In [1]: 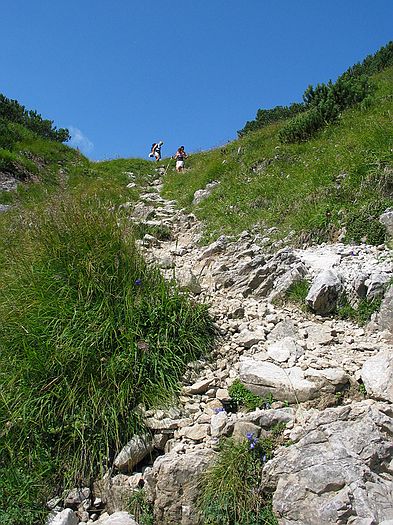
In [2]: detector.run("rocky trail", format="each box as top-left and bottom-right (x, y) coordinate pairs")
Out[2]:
(50, 169), (393, 525)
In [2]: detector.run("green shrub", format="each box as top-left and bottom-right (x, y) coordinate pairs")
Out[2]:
(0, 197), (215, 521)
(228, 380), (273, 411)
(198, 438), (278, 525)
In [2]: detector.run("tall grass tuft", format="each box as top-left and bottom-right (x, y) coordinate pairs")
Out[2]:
(198, 438), (278, 525)
(0, 196), (215, 522)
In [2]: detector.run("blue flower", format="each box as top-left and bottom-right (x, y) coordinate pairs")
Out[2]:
(214, 407), (225, 414)
(134, 278), (142, 286)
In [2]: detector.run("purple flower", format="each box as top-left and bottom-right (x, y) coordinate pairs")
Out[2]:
(214, 407), (225, 414)
(246, 432), (259, 450)
(134, 278), (142, 286)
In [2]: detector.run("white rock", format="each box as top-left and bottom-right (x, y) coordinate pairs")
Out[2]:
(361, 350), (393, 403)
(47, 509), (78, 525)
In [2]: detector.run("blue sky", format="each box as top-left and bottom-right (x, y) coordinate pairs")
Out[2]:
(1, 1), (392, 160)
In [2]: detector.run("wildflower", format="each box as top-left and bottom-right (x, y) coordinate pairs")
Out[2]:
(246, 432), (259, 450)
(214, 407), (226, 414)
(134, 278), (142, 286)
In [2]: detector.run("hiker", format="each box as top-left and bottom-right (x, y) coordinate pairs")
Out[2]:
(149, 141), (163, 161)
(174, 146), (187, 172)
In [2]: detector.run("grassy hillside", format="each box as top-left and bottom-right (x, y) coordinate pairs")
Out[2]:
(163, 65), (393, 246)
(0, 112), (215, 524)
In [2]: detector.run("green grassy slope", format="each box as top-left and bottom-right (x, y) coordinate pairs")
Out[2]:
(163, 66), (393, 245)
(0, 120), (215, 524)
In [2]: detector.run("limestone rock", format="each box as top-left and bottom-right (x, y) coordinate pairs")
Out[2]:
(47, 509), (78, 525)
(180, 423), (210, 441)
(306, 270), (342, 314)
(240, 358), (348, 403)
(144, 449), (216, 525)
(267, 320), (298, 342)
(380, 208), (393, 240)
(371, 285), (393, 340)
(192, 181), (220, 205)
(361, 350), (393, 403)
(176, 269), (202, 294)
(238, 328), (265, 348)
(183, 378), (214, 395)
(266, 337), (302, 363)
(264, 401), (393, 525)
(95, 511), (139, 524)
(113, 435), (153, 472)
(210, 410), (228, 437)
(64, 487), (90, 510)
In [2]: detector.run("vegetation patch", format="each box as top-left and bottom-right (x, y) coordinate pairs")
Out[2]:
(0, 197), (214, 524)
(336, 295), (382, 325)
(198, 433), (284, 525)
(228, 380), (274, 411)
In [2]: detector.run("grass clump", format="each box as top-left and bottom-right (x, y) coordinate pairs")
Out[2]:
(228, 380), (273, 411)
(336, 295), (382, 325)
(283, 278), (310, 308)
(128, 489), (154, 525)
(198, 437), (279, 525)
(0, 196), (215, 523)
(133, 222), (173, 241)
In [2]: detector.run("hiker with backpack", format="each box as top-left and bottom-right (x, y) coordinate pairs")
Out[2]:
(149, 141), (163, 161)
(174, 146), (187, 172)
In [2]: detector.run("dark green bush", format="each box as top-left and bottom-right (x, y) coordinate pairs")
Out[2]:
(0, 94), (70, 143)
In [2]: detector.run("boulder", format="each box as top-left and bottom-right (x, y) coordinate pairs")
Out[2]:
(47, 509), (78, 525)
(144, 448), (216, 525)
(192, 181), (220, 205)
(113, 435), (153, 472)
(176, 269), (202, 294)
(95, 511), (139, 524)
(64, 487), (90, 509)
(371, 285), (393, 340)
(306, 270), (342, 314)
(264, 401), (393, 524)
(240, 358), (348, 403)
(361, 350), (393, 403)
(379, 208), (393, 241)
(210, 410), (228, 437)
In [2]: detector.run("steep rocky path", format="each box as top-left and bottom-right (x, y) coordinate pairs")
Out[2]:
(50, 170), (393, 525)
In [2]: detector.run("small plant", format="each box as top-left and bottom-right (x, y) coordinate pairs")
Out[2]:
(358, 382), (367, 397)
(133, 222), (172, 241)
(284, 278), (310, 307)
(128, 489), (154, 525)
(198, 437), (278, 525)
(337, 294), (382, 325)
(228, 380), (273, 411)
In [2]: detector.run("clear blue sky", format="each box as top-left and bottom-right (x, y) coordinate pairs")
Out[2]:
(1, 1), (392, 160)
